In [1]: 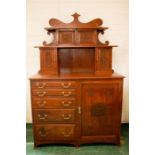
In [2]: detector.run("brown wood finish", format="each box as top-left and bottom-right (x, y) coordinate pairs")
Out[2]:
(58, 48), (95, 74)
(32, 89), (77, 97)
(34, 124), (75, 140)
(30, 13), (124, 147)
(32, 97), (76, 109)
(32, 80), (77, 88)
(33, 109), (75, 123)
(40, 47), (58, 75)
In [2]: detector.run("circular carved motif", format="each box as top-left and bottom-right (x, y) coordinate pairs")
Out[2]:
(91, 103), (106, 116)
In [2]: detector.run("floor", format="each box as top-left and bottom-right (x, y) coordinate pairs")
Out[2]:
(26, 124), (129, 155)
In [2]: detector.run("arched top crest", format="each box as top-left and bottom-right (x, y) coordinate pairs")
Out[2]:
(46, 13), (108, 30)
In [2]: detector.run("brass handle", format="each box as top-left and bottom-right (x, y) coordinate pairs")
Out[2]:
(36, 91), (46, 97)
(37, 101), (46, 106)
(62, 114), (71, 120)
(62, 91), (71, 97)
(61, 101), (72, 107)
(39, 131), (47, 137)
(61, 83), (71, 88)
(62, 132), (72, 137)
(36, 82), (46, 88)
(38, 114), (48, 120)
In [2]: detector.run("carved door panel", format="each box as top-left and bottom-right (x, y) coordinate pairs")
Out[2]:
(40, 48), (58, 75)
(81, 82), (120, 136)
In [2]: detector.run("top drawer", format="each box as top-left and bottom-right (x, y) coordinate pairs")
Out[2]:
(31, 81), (77, 89)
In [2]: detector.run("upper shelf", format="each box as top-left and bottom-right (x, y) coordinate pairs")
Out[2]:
(44, 27), (108, 32)
(35, 45), (118, 48)
(37, 13), (116, 47)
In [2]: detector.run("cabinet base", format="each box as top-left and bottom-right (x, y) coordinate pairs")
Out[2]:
(34, 136), (120, 147)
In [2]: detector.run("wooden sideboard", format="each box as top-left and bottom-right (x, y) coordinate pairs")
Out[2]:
(29, 13), (124, 147)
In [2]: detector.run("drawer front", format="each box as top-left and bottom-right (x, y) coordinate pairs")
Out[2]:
(32, 97), (76, 109)
(35, 124), (75, 140)
(33, 109), (75, 123)
(32, 89), (76, 97)
(32, 81), (77, 89)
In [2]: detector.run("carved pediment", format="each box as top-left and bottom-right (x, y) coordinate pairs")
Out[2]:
(47, 13), (107, 29)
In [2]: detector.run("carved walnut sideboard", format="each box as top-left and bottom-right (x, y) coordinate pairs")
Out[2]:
(29, 13), (124, 147)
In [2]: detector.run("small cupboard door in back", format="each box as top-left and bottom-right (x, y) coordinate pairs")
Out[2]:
(81, 81), (121, 136)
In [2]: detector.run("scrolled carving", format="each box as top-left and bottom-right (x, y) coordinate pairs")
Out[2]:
(105, 40), (110, 45)
(43, 31), (55, 46)
(48, 13), (106, 29)
(97, 30), (110, 46)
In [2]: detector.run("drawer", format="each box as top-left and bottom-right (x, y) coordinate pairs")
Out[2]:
(32, 89), (76, 97)
(32, 97), (76, 109)
(33, 109), (75, 123)
(35, 124), (75, 140)
(32, 81), (77, 89)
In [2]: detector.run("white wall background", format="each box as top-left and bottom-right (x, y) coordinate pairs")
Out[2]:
(26, 0), (128, 123)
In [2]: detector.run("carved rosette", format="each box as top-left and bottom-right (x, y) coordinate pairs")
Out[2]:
(91, 103), (106, 116)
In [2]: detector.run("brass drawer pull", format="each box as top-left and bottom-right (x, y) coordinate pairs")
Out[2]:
(38, 114), (48, 120)
(62, 132), (72, 137)
(39, 128), (47, 137)
(62, 91), (71, 97)
(62, 114), (71, 120)
(39, 131), (47, 137)
(36, 91), (46, 97)
(36, 82), (46, 88)
(61, 82), (71, 88)
(37, 101), (46, 106)
(61, 101), (72, 107)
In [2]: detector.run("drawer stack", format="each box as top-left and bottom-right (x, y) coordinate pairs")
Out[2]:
(31, 80), (78, 144)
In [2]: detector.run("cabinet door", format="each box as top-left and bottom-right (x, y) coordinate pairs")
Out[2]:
(81, 81), (122, 137)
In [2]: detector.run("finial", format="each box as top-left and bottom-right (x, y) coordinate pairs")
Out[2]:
(72, 13), (80, 20)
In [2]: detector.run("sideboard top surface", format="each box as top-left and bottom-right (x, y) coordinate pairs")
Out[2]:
(29, 72), (124, 80)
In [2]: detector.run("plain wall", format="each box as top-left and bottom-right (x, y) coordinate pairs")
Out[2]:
(26, 0), (128, 123)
